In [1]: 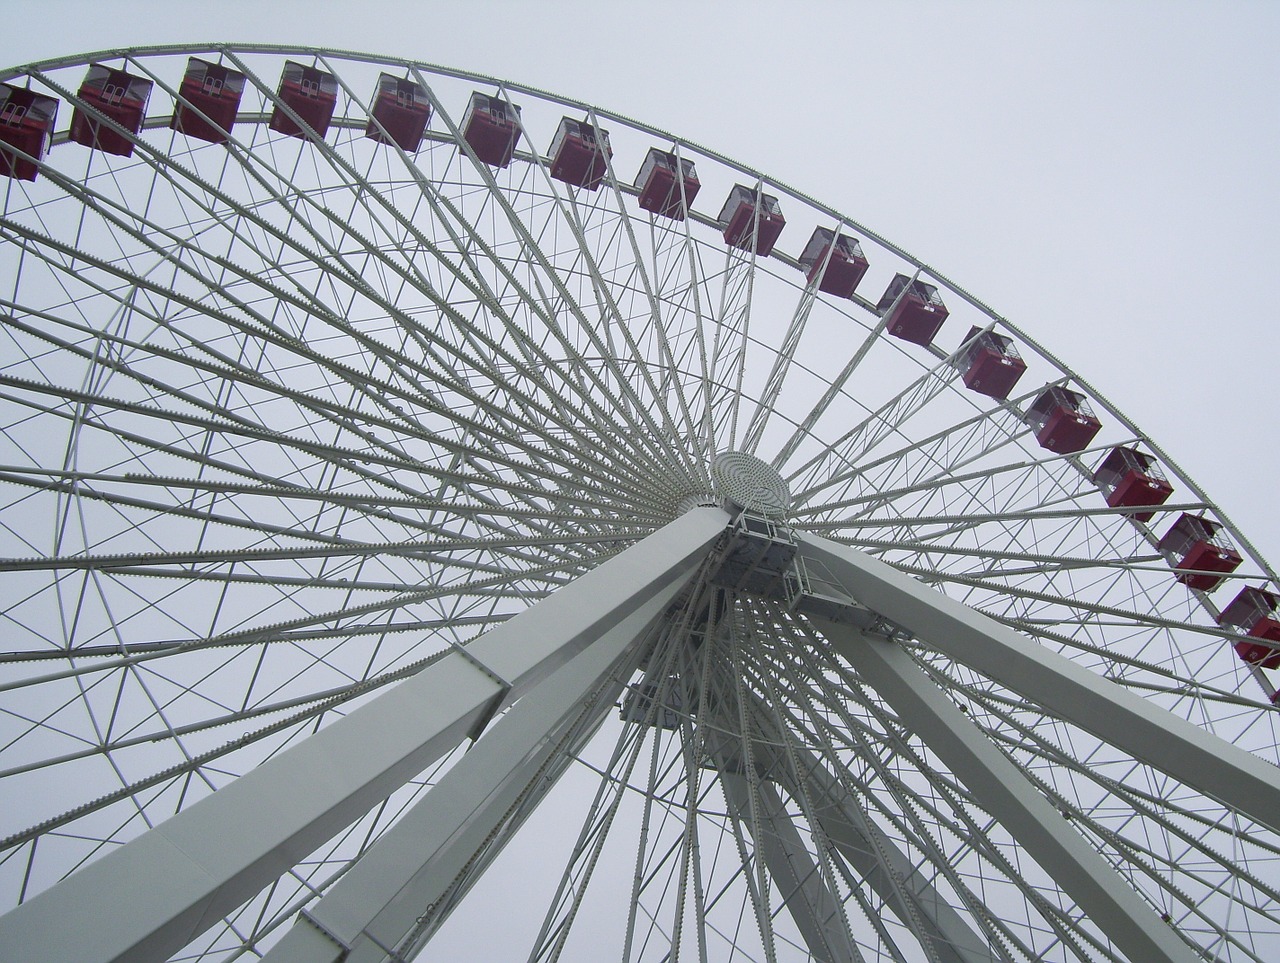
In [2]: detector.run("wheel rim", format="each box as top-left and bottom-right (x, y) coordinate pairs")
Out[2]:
(1, 45), (1277, 961)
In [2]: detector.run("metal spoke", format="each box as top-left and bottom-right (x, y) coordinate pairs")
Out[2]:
(1, 44), (1277, 963)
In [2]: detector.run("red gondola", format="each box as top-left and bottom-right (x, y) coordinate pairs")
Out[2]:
(268, 62), (338, 140)
(719, 185), (784, 256)
(1218, 586), (1280, 669)
(635, 148), (700, 220)
(548, 118), (612, 190)
(1025, 386), (1101, 454)
(798, 228), (869, 298)
(461, 92), (521, 168)
(1093, 447), (1173, 522)
(877, 274), (949, 345)
(1158, 513), (1243, 592)
(365, 74), (430, 152)
(0, 85), (58, 181)
(69, 64), (152, 157)
(171, 58), (245, 145)
(958, 326), (1027, 399)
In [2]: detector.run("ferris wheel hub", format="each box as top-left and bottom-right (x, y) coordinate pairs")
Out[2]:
(1, 46), (1273, 963)
(710, 451), (790, 519)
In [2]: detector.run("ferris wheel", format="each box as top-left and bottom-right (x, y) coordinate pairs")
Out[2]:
(0, 44), (1278, 963)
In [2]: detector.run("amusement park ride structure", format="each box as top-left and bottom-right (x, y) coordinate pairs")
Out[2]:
(0, 45), (1277, 963)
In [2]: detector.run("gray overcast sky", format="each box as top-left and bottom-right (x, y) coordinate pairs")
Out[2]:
(5, 0), (1273, 557)
(2, 2), (1277, 956)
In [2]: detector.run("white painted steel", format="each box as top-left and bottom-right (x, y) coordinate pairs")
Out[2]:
(797, 531), (1280, 836)
(742, 700), (1000, 963)
(0, 508), (726, 962)
(720, 771), (859, 963)
(817, 616), (1200, 963)
(262, 587), (674, 963)
(802, 764), (1003, 963)
(1, 45), (1278, 963)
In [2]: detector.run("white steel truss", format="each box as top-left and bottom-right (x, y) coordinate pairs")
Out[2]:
(1, 45), (1278, 963)
(2, 511), (1278, 961)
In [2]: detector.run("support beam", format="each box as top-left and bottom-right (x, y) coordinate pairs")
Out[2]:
(721, 771), (858, 963)
(0, 508), (729, 963)
(261, 591), (668, 963)
(816, 617), (1199, 963)
(797, 531), (1280, 836)
(713, 698), (999, 963)
(753, 721), (1002, 963)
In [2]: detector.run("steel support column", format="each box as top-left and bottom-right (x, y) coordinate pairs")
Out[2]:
(707, 691), (993, 963)
(745, 708), (1001, 963)
(261, 591), (669, 963)
(0, 507), (729, 963)
(797, 531), (1280, 836)
(815, 616), (1199, 963)
(720, 771), (858, 963)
